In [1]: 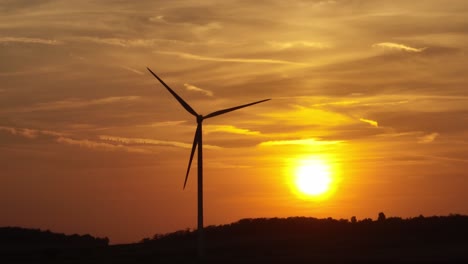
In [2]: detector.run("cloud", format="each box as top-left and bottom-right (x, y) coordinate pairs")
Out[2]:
(0, 126), (153, 153)
(372, 42), (426, 52)
(359, 118), (379, 127)
(0, 37), (62, 45)
(56, 137), (149, 154)
(157, 51), (308, 66)
(0, 126), (38, 138)
(99, 135), (221, 150)
(314, 0), (337, 6)
(120, 66), (145, 75)
(0, 67), (61, 77)
(204, 125), (260, 136)
(376, 131), (422, 138)
(418, 132), (439, 143)
(184, 83), (213, 96)
(312, 100), (360, 107)
(71, 37), (158, 48)
(0, 126), (66, 139)
(311, 99), (409, 108)
(147, 121), (186, 127)
(258, 138), (342, 147)
(267, 41), (330, 50)
(192, 22), (222, 34)
(207, 162), (251, 169)
(21, 96), (141, 112)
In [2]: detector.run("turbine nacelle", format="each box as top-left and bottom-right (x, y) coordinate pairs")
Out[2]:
(197, 115), (204, 123)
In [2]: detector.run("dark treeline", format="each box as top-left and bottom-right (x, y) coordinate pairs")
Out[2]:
(2, 214), (468, 263)
(138, 213), (468, 263)
(0, 227), (109, 249)
(144, 213), (468, 246)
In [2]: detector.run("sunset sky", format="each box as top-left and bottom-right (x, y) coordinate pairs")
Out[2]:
(1, 0), (468, 244)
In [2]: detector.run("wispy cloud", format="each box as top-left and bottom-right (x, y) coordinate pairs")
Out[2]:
(0, 67), (61, 77)
(204, 125), (260, 136)
(147, 121), (186, 127)
(21, 96), (141, 112)
(72, 37), (159, 48)
(99, 135), (221, 150)
(184, 83), (213, 96)
(157, 51), (308, 66)
(312, 100), (360, 107)
(267, 41), (330, 50)
(359, 118), (379, 127)
(418, 132), (439, 143)
(192, 22), (223, 34)
(0, 126), (38, 138)
(120, 66), (145, 75)
(259, 138), (342, 147)
(0, 37), (62, 45)
(208, 162), (251, 169)
(311, 99), (409, 108)
(57, 137), (149, 153)
(0, 126), (152, 153)
(315, 0), (337, 6)
(0, 126), (65, 138)
(372, 42), (426, 52)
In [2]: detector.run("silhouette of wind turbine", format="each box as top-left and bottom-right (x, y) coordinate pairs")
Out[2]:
(147, 67), (270, 256)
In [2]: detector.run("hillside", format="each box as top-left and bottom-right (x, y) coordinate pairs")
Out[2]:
(1, 214), (468, 263)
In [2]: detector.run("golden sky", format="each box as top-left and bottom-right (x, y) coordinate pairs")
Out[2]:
(1, 0), (468, 244)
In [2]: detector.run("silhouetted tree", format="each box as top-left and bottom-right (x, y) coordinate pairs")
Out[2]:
(351, 216), (357, 224)
(378, 212), (386, 222)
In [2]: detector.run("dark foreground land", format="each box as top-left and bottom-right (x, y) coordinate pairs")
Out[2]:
(2, 214), (468, 263)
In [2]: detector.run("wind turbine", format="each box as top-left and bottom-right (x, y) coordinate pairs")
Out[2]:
(147, 67), (269, 256)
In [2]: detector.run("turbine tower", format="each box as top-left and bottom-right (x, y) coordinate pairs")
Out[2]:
(147, 67), (270, 257)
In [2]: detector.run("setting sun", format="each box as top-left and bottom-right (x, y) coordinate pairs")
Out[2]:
(296, 161), (331, 196)
(290, 157), (335, 200)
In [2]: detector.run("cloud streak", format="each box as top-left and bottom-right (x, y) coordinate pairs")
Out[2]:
(157, 51), (308, 66)
(56, 137), (149, 154)
(372, 42), (426, 52)
(267, 41), (330, 50)
(0, 37), (62, 45)
(0, 126), (65, 138)
(0, 126), (151, 153)
(259, 138), (342, 147)
(359, 118), (379, 127)
(146, 121), (186, 127)
(120, 66), (145, 75)
(71, 37), (160, 48)
(99, 135), (221, 150)
(418, 132), (439, 143)
(204, 125), (260, 136)
(184, 83), (213, 96)
(17, 96), (141, 112)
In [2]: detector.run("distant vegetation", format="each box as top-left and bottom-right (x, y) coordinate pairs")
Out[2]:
(2, 214), (468, 263)
(139, 213), (468, 263)
(143, 213), (468, 246)
(0, 227), (109, 249)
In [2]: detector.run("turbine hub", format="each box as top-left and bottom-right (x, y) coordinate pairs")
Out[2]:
(197, 115), (203, 123)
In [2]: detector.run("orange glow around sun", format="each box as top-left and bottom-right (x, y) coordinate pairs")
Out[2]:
(288, 156), (338, 201)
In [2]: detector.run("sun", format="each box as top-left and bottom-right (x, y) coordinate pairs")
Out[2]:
(296, 162), (331, 195)
(290, 157), (335, 200)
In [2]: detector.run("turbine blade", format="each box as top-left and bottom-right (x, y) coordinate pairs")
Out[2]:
(147, 67), (198, 117)
(204, 99), (271, 119)
(183, 123), (201, 189)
